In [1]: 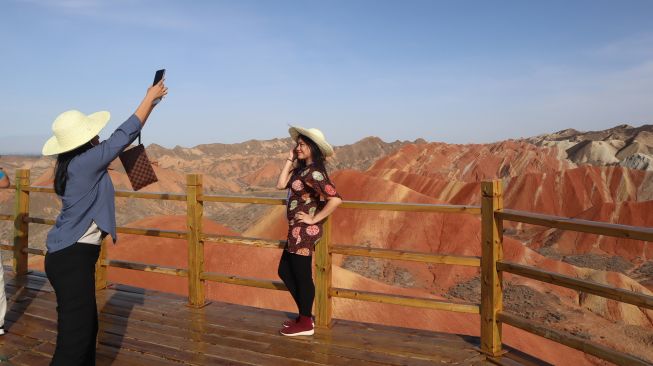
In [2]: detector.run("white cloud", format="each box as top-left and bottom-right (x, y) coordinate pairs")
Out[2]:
(593, 32), (653, 60)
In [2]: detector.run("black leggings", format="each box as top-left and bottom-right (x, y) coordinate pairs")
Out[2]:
(45, 242), (101, 366)
(278, 250), (314, 317)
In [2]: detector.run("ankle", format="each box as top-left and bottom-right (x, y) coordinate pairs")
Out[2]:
(298, 315), (313, 325)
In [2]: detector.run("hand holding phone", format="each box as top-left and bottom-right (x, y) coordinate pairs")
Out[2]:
(152, 69), (166, 105)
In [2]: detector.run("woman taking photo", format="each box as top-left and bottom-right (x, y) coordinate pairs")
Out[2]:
(276, 126), (342, 336)
(41, 79), (167, 365)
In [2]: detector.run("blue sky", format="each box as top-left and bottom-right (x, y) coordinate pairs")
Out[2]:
(1, 0), (652, 154)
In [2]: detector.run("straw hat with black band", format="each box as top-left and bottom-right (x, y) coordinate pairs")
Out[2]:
(42, 110), (110, 156)
(288, 126), (334, 157)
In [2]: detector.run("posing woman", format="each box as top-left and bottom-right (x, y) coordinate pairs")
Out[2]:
(41, 79), (167, 365)
(276, 126), (342, 336)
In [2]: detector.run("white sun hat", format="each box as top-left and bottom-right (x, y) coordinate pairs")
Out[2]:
(288, 126), (334, 157)
(42, 110), (110, 156)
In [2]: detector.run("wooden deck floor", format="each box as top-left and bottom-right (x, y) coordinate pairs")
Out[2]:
(0, 272), (548, 366)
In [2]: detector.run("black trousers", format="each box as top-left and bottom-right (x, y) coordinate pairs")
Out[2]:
(278, 250), (314, 317)
(45, 242), (101, 366)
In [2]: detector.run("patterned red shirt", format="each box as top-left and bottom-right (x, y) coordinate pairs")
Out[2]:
(285, 165), (341, 256)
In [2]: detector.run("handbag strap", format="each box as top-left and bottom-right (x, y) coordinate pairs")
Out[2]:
(138, 133), (141, 145)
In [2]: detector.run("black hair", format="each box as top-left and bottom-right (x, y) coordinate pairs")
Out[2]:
(54, 142), (94, 196)
(295, 134), (330, 179)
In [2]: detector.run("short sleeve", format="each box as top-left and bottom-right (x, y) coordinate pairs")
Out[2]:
(305, 167), (341, 200)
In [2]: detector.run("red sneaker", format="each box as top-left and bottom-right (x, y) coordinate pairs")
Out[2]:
(282, 317), (298, 328)
(282, 316), (314, 328)
(280, 315), (314, 336)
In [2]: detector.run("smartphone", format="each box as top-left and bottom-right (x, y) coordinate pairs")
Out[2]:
(153, 69), (165, 86)
(152, 69), (165, 105)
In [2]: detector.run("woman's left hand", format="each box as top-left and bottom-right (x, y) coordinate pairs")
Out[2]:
(295, 211), (316, 225)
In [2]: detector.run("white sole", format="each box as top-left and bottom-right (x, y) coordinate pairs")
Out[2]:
(281, 329), (314, 336)
(282, 321), (314, 328)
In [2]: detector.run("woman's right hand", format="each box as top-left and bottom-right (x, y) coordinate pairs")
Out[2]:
(287, 149), (297, 162)
(135, 79), (169, 125)
(145, 79), (168, 105)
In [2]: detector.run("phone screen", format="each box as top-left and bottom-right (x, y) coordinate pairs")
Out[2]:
(153, 69), (165, 86)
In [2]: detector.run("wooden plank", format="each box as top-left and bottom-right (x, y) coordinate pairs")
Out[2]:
(330, 288), (479, 314)
(331, 245), (481, 267)
(340, 201), (481, 215)
(117, 226), (187, 239)
(13, 169), (30, 275)
(497, 261), (653, 310)
(96, 343), (191, 366)
(21, 186), (53, 193)
(497, 209), (653, 242)
(498, 312), (651, 366)
(315, 217), (333, 328)
(201, 194), (287, 205)
(0, 214), (14, 221)
(24, 217), (188, 239)
(480, 180), (504, 356)
(24, 217), (54, 225)
(114, 190), (187, 201)
(186, 174), (206, 307)
(104, 259), (188, 277)
(23, 247), (45, 255)
(202, 234), (286, 249)
(200, 194), (481, 215)
(201, 272), (287, 291)
(26, 186), (187, 202)
(9, 350), (51, 366)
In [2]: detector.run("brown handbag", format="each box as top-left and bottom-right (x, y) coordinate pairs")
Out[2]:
(119, 134), (158, 191)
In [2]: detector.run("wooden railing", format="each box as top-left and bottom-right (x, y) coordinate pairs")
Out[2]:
(483, 181), (653, 366)
(1, 169), (652, 365)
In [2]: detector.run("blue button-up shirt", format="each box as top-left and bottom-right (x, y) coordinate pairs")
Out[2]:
(46, 114), (142, 253)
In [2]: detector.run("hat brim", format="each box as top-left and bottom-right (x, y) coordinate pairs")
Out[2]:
(288, 126), (334, 157)
(42, 111), (110, 156)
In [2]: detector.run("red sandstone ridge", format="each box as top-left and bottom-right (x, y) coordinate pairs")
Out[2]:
(368, 140), (574, 182)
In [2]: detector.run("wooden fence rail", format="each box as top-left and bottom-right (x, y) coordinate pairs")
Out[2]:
(1, 169), (652, 365)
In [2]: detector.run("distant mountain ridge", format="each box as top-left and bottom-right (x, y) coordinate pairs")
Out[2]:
(145, 136), (419, 189)
(526, 124), (653, 170)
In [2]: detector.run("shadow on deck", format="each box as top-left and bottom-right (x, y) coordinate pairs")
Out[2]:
(0, 272), (549, 366)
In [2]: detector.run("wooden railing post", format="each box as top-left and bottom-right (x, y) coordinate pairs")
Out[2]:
(315, 216), (333, 328)
(95, 237), (109, 290)
(480, 180), (504, 356)
(13, 169), (30, 275)
(187, 174), (207, 307)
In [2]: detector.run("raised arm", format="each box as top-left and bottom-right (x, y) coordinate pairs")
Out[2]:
(276, 149), (297, 190)
(134, 79), (168, 127)
(73, 80), (168, 173)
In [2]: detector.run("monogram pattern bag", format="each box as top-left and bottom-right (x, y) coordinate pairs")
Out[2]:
(119, 134), (158, 191)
